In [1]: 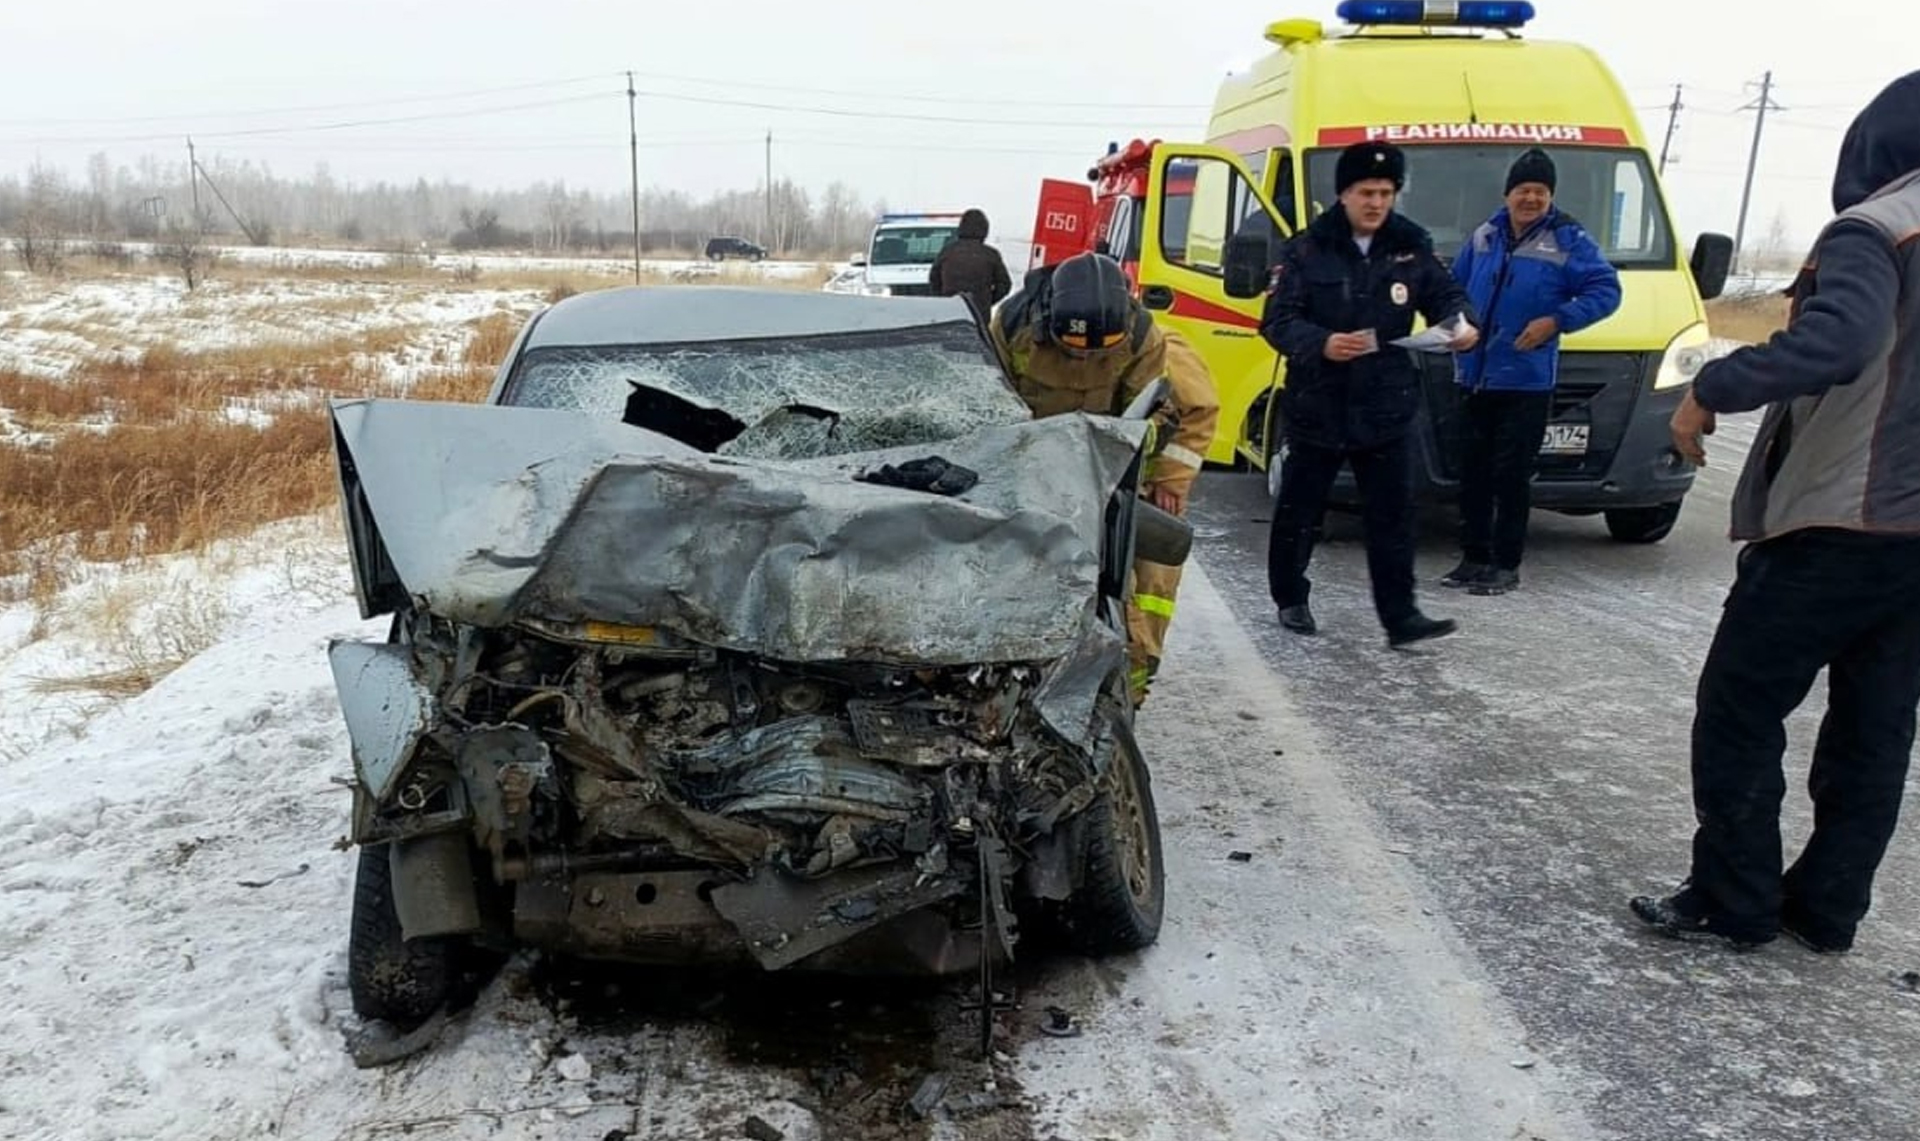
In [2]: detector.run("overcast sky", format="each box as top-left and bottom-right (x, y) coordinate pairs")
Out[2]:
(2, 1), (1914, 257)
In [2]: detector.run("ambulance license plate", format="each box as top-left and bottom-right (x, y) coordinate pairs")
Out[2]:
(1540, 424), (1590, 456)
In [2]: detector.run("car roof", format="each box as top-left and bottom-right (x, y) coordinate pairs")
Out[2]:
(523, 286), (979, 349)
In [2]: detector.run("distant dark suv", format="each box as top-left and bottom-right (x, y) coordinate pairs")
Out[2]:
(705, 236), (767, 262)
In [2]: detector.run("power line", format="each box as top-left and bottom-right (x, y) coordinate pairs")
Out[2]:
(622, 68), (1211, 111)
(0, 74), (618, 127)
(625, 86), (1195, 130)
(777, 135), (1110, 157)
(0, 92), (619, 146)
(5, 85), (1192, 149)
(206, 139), (742, 154)
(1676, 164), (1833, 183)
(1766, 114), (1850, 132)
(0, 67), (1206, 135)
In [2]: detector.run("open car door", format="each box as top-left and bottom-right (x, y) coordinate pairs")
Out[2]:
(1136, 145), (1291, 468)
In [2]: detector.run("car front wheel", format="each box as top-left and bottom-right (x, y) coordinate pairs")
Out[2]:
(1605, 502), (1682, 543)
(1062, 698), (1165, 954)
(348, 844), (457, 1029)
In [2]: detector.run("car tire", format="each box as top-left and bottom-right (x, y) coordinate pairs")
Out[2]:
(1605, 502), (1682, 544)
(749, 251), (764, 263)
(348, 843), (457, 1029)
(1062, 698), (1165, 954)
(708, 251), (724, 262)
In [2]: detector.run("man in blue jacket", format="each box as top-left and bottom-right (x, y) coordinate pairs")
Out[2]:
(1443, 149), (1623, 595)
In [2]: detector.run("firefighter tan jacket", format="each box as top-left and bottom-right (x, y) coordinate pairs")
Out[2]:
(990, 312), (1220, 497)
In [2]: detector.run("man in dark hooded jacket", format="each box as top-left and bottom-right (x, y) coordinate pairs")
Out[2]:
(1631, 71), (1920, 954)
(929, 208), (1012, 321)
(1261, 140), (1479, 647)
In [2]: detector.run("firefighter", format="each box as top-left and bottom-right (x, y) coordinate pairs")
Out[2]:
(990, 251), (1220, 706)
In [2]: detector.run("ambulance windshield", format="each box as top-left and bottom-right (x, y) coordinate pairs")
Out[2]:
(1304, 145), (1674, 268)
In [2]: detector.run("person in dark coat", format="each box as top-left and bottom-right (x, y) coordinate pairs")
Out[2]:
(1444, 148), (1622, 596)
(1631, 71), (1920, 954)
(929, 208), (1012, 320)
(1261, 140), (1479, 647)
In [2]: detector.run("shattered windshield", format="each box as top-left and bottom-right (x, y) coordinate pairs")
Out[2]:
(501, 322), (1031, 460)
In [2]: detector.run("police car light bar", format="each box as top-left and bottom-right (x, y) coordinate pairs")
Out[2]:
(1335, 1), (1535, 27)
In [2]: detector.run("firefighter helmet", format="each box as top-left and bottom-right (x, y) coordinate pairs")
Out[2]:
(1043, 252), (1133, 353)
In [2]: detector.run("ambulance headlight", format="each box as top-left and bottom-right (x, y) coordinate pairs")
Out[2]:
(1653, 322), (1714, 390)
(1336, 1), (1535, 27)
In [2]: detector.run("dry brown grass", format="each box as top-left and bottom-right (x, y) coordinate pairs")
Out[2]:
(0, 307), (530, 602)
(0, 412), (337, 565)
(0, 261), (827, 628)
(29, 566), (241, 695)
(31, 666), (162, 698)
(1706, 294), (1789, 344)
(0, 339), (386, 434)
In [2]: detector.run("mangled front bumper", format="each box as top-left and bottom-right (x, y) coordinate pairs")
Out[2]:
(327, 397), (1147, 972)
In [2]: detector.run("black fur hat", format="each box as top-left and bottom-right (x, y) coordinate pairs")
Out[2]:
(1334, 141), (1406, 194)
(1505, 147), (1557, 194)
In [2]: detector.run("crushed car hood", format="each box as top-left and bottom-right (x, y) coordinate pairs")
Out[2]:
(330, 398), (1147, 667)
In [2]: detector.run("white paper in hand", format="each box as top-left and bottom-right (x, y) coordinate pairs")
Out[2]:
(1391, 314), (1468, 353)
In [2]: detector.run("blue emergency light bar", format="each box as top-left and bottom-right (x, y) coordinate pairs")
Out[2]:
(1336, 1), (1534, 26)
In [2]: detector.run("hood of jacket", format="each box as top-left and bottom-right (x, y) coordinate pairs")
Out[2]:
(957, 208), (990, 240)
(1833, 71), (1920, 211)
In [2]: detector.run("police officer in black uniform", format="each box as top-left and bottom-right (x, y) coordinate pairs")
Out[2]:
(1261, 140), (1479, 647)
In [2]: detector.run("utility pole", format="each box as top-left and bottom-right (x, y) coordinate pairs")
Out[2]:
(626, 71), (641, 284)
(1733, 70), (1783, 274)
(190, 151), (266, 246)
(763, 129), (773, 252)
(186, 137), (201, 228)
(1657, 83), (1683, 176)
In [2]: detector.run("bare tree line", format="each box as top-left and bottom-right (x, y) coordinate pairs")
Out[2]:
(0, 152), (887, 263)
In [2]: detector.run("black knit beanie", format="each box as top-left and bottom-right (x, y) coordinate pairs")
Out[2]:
(1334, 141), (1407, 194)
(1505, 147), (1557, 194)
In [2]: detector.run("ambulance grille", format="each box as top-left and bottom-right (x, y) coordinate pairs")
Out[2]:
(1418, 351), (1652, 482)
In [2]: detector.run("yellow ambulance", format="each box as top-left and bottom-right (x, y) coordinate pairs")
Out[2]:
(1031, 1), (1732, 542)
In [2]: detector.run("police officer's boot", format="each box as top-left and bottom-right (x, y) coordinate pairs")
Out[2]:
(1386, 611), (1456, 648)
(1278, 603), (1318, 636)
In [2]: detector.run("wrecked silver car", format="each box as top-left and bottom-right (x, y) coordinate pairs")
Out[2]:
(328, 288), (1183, 1032)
